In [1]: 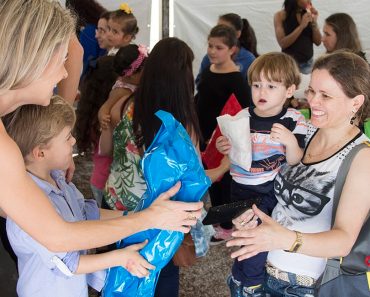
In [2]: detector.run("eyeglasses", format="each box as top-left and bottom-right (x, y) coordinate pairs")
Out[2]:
(95, 28), (106, 35)
(274, 173), (330, 216)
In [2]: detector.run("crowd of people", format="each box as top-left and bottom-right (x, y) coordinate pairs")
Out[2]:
(0, 0), (369, 297)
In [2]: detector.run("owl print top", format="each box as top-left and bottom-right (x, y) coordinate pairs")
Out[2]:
(268, 123), (369, 279)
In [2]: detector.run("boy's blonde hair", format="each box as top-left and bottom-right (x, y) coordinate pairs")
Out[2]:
(248, 52), (301, 88)
(0, 0), (76, 93)
(6, 96), (76, 159)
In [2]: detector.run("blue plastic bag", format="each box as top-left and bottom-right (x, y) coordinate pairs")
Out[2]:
(103, 110), (211, 296)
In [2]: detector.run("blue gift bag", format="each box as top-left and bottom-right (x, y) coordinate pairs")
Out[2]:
(103, 110), (211, 296)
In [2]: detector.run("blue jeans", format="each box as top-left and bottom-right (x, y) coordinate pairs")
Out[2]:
(298, 58), (313, 75)
(154, 260), (179, 297)
(264, 273), (315, 297)
(231, 180), (276, 287)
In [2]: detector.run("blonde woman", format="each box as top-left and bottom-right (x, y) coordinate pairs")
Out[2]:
(0, 0), (201, 253)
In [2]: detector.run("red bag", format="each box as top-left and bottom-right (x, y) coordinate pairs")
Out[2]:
(201, 93), (242, 172)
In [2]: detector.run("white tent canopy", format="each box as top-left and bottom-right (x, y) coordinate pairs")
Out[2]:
(67, 0), (370, 72)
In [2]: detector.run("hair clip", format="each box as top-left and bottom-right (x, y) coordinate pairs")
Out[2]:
(119, 3), (132, 14)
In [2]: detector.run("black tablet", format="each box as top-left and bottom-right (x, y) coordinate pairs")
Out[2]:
(202, 198), (260, 225)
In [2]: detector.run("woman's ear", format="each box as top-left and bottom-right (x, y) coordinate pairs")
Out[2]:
(352, 94), (365, 112)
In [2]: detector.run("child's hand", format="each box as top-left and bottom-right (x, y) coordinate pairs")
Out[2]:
(270, 123), (296, 147)
(215, 136), (231, 155)
(232, 208), (259, 231)
(98, 106), (111, 130)
(118, 240), (155, 277)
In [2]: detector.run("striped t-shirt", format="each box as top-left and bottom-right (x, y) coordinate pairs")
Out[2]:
(231, 107), (307, 185)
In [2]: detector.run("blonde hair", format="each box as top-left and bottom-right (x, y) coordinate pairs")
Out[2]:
(248, 52), (301, 88)
(6, 96), (76, 159)
(0, 0), (76, 93)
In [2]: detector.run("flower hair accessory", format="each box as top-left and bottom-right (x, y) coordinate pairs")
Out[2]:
(119, 3), (132, 14)
(122, 44), (148, 77)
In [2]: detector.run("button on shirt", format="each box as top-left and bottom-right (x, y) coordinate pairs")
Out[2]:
(6, 170), (105, 297)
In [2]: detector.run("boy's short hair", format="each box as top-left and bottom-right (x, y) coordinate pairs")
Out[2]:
(6, 96), (76, 159)
(248, 52), (301, 88)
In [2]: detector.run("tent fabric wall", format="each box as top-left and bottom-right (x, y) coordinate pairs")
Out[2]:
(172, 0), (370, 74)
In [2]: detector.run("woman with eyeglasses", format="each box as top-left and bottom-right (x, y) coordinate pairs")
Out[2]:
(227, 51), (370, 296)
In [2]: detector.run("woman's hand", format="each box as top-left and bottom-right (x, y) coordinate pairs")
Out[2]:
(232, 208), (259, 231)
(215, 136), (231, 155)
(226, 205), (294, 261)
(117, 240), (155, 277)
(300, 12), (312, 29)
(146, 182), (203, 233)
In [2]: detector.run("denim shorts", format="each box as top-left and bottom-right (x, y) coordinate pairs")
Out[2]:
(263, 273), (315, 297)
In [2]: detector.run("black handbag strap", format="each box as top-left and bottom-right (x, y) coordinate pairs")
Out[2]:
(331, 141), (370, 273)
(332, 142), (369, 225)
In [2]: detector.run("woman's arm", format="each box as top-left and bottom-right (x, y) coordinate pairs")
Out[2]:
(226, 149), (370, 260)
(205, 156), (230, 183)
(0, 129), (202, 252)
(311, 21), (322, 46)
(274, 11), (311, 50)
(310, 6), (322, 46)
(99, 208), (124, 220)
(57, 34), (83, 104)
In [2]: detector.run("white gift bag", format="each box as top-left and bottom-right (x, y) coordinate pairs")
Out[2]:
(217, 109), (252, 171)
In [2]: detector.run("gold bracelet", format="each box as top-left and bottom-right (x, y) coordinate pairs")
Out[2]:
(285, 231), (303, 253)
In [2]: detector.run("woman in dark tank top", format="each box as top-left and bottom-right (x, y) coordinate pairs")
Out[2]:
(274, 0), (322, 74)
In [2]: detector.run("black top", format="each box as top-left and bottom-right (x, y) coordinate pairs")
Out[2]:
(195, 66), (250, 150)
(283, 10), (313, 64)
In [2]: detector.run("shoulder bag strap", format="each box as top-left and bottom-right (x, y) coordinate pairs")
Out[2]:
(331, 142), (369, 225)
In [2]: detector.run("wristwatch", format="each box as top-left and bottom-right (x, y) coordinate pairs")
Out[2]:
(285, 231), (303, 253)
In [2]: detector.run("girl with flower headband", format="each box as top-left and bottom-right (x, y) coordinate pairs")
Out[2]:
(106, 3), (139, 55)
(99, 44), (148, 212)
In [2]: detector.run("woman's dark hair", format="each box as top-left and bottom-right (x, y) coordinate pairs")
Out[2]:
(113, 44), (145, 75)
(100, 11), (111, 22)
(219, 13), (259, 57)
(208, 24), (238, 49)
(66, 0), (106, 30)
(313, 50), (370, 125)
(325, 13), (362, 53)
(283, 0), (300, 20)
(133, 37), (201, 148)
(75, 56), (119, 153)
(110, 9), (139, 38)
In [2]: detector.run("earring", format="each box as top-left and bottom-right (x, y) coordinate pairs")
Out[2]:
(350, 110), (357, 125)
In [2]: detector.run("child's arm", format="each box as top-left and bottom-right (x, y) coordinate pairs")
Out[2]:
(98, 123), (114, 156)
(76, 241), (155, 278)
(205, 156), (230, 183)
(98, 87), (132, 130)
(270, 123), (303, 165)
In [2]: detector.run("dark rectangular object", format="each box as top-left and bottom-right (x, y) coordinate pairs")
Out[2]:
(202, 198), (260, 225)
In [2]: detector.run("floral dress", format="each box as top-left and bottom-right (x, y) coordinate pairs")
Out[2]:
(104, 99), (146, 211)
